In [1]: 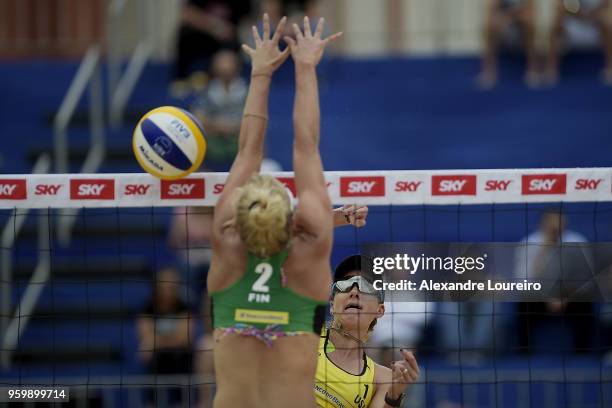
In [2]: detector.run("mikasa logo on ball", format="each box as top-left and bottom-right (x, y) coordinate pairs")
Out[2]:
(138, 145), (165, 171)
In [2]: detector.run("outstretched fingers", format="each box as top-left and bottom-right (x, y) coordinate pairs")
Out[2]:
(303, 16), (312, 37)
(241, 44), (255, 56)
(274, 46), (292, 66)
(323, 31), (343, 45)
(272, 16), (287, 43)
(283, 36), (296, 49)
(314, 17), (325, 39)
(293, 23), (304, 40)
(263, 13), (270, 40)
(252, 25), (263, 47)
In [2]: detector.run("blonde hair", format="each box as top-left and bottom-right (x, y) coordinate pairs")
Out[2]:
(235, 174), (292, 258)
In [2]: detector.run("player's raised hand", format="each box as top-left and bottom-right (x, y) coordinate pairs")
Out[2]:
(389, 349), (419, 399)
(242, 13), (291, 76)
(284, 16), (342, 67)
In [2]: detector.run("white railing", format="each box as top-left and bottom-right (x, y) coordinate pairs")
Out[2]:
(53, 45), (105, 245)
(53, 46), (104, 174)
(108, 0), (156, 128)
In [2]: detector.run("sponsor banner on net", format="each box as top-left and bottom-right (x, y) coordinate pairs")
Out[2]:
(361, 242), (612, 302)
(0, 168), (611, 208)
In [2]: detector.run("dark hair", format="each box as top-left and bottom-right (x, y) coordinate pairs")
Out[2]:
(150, 266), (180, 305)
(542, 206), (563, 217)
(334, 255), (376, 283)
(540, 207), (566, 226)
(334, 255), (360, 281)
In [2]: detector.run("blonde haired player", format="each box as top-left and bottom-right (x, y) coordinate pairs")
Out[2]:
(207, 14), (342, 408)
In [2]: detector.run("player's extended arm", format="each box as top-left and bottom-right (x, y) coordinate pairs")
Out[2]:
(285, 17), (342, 237)
(213, 14), (290, 234)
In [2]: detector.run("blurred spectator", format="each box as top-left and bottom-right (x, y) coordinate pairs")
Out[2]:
(369, 302), (429, 363)
(137, 267), (195, 377)
(168, 206), (213, 309)
(561, 0), (612, 84)
(530, 0), (564, 86)
(192, 49), (246, 172)
(261, 0), (320, 39)
(195, 333), (216, 408)
(369, 301), (429, 407)
(172, 0), (251, 94)
(262, 0), (319, 21)
(514, 209), (595, 354)
(479, 0), (536, 88)
(167, 204), (220, 407)
(436, 302), (504, 362)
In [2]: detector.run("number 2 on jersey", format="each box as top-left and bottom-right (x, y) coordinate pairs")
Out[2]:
(252, 262), (273, 293)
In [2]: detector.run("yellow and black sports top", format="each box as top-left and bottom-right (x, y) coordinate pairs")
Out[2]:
(314, 329), (376, 408)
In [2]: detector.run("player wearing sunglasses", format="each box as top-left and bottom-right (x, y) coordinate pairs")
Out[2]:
(314, 255), (420, 408)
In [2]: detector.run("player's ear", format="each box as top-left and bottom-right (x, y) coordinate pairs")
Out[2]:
(376, 303), (385, 319)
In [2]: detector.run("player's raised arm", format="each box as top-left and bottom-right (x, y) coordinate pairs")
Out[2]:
(285, 17), (342, 236)
(213, 14), (290, 232)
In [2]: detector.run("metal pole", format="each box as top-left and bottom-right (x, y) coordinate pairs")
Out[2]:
(53, 46), (101, 173)
(107, 0), (127, 112)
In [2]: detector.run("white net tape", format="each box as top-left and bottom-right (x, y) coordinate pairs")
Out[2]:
(0, 167), (609, 209)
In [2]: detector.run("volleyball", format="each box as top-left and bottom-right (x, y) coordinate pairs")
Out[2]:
(132, 106), (206, 180)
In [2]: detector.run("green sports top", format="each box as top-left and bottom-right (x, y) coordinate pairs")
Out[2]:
(211, 249), (327, 334)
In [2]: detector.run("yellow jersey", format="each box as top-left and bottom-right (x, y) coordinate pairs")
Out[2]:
(314, 330), (376, 408)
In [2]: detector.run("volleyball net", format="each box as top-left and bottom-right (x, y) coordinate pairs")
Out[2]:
(1, 168), (611, 407)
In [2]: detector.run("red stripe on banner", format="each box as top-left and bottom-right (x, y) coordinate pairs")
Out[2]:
(0, 179), (27, 199)
(522, 174), (566, 195)
(161, 179), (205, 199)
(70, 179), (115, 200)
(277, 177), (297, 198)
(431, 175), (477, 196)
(340, 176), (386, 197)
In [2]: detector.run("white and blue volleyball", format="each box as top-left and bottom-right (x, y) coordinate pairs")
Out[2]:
(132, 106), (206, 180)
